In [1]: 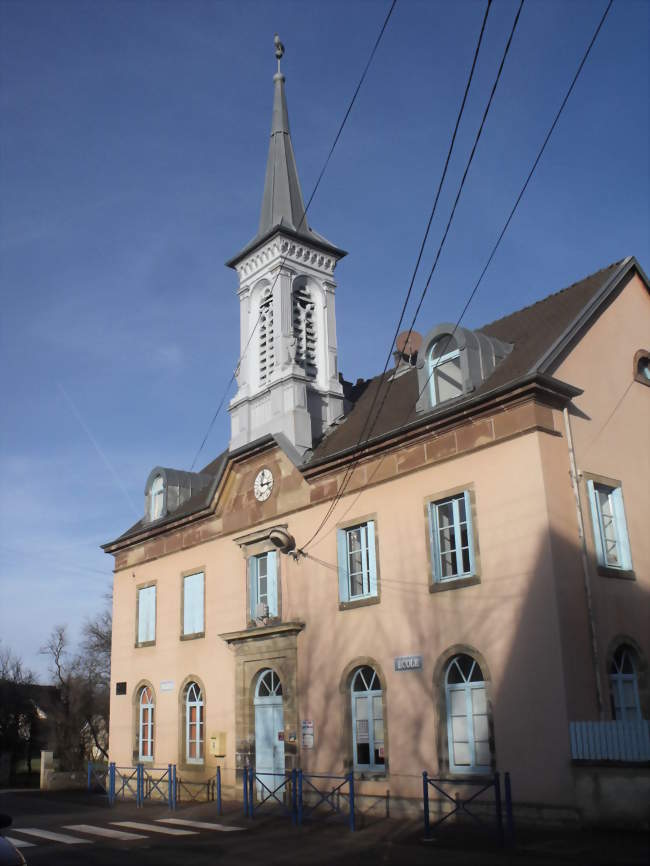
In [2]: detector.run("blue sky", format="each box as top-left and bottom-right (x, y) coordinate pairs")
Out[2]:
(1, 0), (648, 680)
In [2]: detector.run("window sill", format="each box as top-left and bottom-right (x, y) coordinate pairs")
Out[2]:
(597, 566), (635, 581)
(339, 595), (380, 612)
(353, 769), (387, 780)
(134, 640), (156, 648)
(180, 631), (205, 642)
(430, 575), (480, 594)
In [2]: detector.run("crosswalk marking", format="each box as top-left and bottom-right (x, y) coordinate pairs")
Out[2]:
(64, 824), (147, 840)
(156, 818), (244, 832)
(12, 828), (92, 845)
(5, 837), (35, 849)
(111, 821), (197, 836)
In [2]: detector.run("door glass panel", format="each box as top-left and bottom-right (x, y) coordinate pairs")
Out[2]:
(475, 741), (491, 766)
(453, 741), (471, 765)
(452, 715), (468, 741)
(471, 687), (486, 714)
(450, 689), (466, 714)
(473, 714), (489, 742)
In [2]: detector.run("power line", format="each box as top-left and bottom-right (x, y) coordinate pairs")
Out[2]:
(301, 0), (524, 550)
(302, 0), (614, 550)
(296, 0), (492, 545)
(190, 0), (398, 471)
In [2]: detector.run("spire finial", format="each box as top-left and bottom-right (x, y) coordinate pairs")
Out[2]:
(274, 33), (285, 75)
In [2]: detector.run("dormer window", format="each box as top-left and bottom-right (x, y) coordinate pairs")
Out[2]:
(428, 336), (462, 406)
(150, 475), (164, 521)
(415, 323), (512, 416)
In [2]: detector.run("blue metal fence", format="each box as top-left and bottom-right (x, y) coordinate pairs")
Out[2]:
(105, 763), (177, 809)
(422, 771), (513, 848)
(242, 768), (356, 831)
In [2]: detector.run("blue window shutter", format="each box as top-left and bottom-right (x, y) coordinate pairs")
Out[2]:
(612, 488), (632, 570)
(267, 552), (278, 616)
(464, 490), (475, 576)
(586, 479), (605, 565)
(248, 558), (257, 621)
(367, 520), (378, 597)
(337, 529), (349, 602)
(429, 503), (441, 583)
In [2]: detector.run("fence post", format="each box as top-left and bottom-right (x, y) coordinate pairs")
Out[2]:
(298, 770), (303, 826)
(348, 772), (355, 833)
(291, 768), (297, 825)
(109, 762), (115, 805)
(504, 771), (514, 846)
(248, 767), (255, 819)
(494, 772), (504, 848)
(422, 771), (430, 839)
(216, 766), (222, 816)
(172, 764), (177, 810)
(137, 764), (143, 807)
(167, 764), (172, 809)
(243, 767), (249, 817)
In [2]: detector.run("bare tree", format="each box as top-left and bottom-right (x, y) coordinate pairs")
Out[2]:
(0, 641), (38, 782)
(40, 602), (112, 769)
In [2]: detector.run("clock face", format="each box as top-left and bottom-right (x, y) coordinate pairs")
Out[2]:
(254, 468), (274, 502)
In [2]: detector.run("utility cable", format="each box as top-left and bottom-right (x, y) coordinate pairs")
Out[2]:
(301, 0), (523, 550)
(190, 0), (398, 471)
(302, 0), (614, 550)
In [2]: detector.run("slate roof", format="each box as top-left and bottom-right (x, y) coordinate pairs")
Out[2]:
(104, 256), (645, 549)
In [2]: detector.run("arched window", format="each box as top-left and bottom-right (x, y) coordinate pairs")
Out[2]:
(351, 666), (385, 773)
(138, 686), (154, 761)
(150, 475), (164, 521)
(609, 646), (642, 721)
(256, 668), (283, 698)
(292, 285), (317, 379)
(428, 335), (462, 406)
(445, 654), (490, 773)
(185, 682), (204, 763)
(259, 288), (275, 385)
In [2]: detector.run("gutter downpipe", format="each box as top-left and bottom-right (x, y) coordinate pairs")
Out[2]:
(562, 406), (604, 720)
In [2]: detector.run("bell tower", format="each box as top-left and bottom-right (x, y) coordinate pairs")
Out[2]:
(226, 36), (346, 456)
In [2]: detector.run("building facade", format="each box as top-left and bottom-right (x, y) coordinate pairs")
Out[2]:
(104, 47), (650, 825)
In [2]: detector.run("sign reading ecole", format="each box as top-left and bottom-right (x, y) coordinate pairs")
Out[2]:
(394, 655), (423, 672)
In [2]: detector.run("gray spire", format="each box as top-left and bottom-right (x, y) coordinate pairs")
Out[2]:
(226, 36), (344, 269)
(258, 65), (308, 238)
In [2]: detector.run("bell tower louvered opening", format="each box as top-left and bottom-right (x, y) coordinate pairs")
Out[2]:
(292, 285), (317, 379)
(259, 288), (275, 385)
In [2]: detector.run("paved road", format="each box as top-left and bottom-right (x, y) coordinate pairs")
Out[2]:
(0, 789), (647, 865)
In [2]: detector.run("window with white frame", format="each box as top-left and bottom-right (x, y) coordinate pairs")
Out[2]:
(150, 475), (164, 521)
(428, 335), (462, 406)
(586, 480), (632, 571)
(248, 551), (278, 620)
(429, 491), (475, 583)
(185, 682), (204, 763)
(609, 646), (642, 722)
(182, 571), (205, 637)
(137, 585), (156, 644)
(337, 521), (378, 603)
(138, 685), (154, 761)
(351, 666), (385, 773)
(445, 654), (490, 773)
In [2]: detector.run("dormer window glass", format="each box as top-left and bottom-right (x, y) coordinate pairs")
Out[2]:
(428, 336), (462, 406)
(150, 475), (164, 521)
